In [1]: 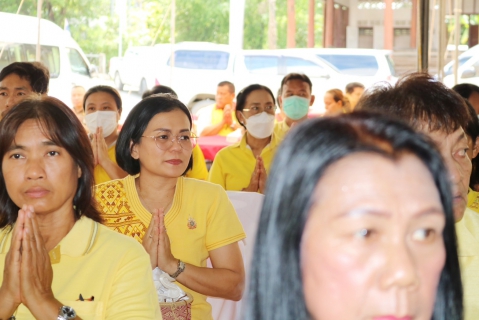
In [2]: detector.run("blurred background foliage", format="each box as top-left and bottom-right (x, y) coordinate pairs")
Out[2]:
(2, 0), (324, 60)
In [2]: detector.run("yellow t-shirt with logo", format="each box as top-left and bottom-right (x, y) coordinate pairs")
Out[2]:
(208, 134), (279, 191)
(0, 216), (161, 319)
(456, 207), (479, 320)
(94, 176), (246, 320)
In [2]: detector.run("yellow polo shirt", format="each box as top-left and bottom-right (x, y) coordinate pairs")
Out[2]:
(94, 144), (117, 185)
(186, 144), (208, 180)
(273, 120), (290, 142)
(0, 216), (161, 319)
(467, 189), (479, 214)
(94, 176), (246, 320)
(196, 104), (236, 137)
(208, 134), (279, 191)
(456, 207), (479, 320)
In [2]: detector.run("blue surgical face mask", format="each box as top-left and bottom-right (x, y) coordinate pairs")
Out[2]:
(282, 96), (310, 120)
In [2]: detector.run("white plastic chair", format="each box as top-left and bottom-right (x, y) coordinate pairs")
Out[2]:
(207, 191), (264, 320)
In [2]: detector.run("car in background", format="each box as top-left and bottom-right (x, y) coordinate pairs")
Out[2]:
(283, 48), (397, 87)
(442, 44), (479, 77)
(0, 12), (100, 107)
(443, 53), (479, 88)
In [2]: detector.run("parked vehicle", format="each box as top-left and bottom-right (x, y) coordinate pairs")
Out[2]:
(110, 42), (362, 113)
(443, 53), (479, 88)
(443, 44), (479, 77)
(283, 48), (397, 87)
(0, 12), (100, 107)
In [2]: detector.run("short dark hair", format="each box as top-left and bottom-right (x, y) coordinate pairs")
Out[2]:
(345, 82), (365, 94)
(218, 81), (235, 94)
(356, 72), (472, 134)
(461, 100), (479, 189)
(453, 83), (479, 100)
(83, 85), (122, 112)
(0, 62), (50, 94)
(280, 73), (313, 93)
(236, 84), (276, 129)
(0, 97), (103, 228)
(116, 95), (193, 175)
(246, 112), (462, 320)
(142, 85), (178, 99)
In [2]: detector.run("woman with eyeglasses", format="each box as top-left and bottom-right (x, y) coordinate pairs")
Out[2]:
(94, 95), (246, 320)
(209, 84), (278, 194)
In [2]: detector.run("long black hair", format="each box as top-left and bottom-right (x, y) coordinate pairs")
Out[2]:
(245, 112), (462, 320)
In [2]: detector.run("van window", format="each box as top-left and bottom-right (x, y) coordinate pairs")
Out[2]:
(284, 57), (326, 77)
(67, 48), (90, 76)
(244, 56), (279, 75)
(0, 43), (60, 78)
(317, 54), (379, 76)
(168, 50), (229, 70)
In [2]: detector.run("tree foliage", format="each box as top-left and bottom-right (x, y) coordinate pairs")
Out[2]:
(2, 0), (323, 61)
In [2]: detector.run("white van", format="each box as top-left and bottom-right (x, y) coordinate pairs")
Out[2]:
(0, 12), (99, 106)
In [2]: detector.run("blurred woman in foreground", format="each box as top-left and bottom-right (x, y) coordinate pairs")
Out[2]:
(246, 112), (462, 320)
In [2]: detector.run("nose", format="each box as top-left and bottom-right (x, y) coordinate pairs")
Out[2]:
(379, 240), (419, 291)
(443, 154), (463, 188)
(25, 157), (45, 180)
(168, 137), (183, 152)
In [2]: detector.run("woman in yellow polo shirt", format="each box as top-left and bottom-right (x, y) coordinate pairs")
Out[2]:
(94, 95), (246, 320)
(83, 85), (128, 185)
(208, 84), (278, 193)
(0, 97), (160, 319)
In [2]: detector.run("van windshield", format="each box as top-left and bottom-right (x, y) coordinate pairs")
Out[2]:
(316, 54), (379, 76)
(168, 50), (229, 70)
(0, 43), (60, 78)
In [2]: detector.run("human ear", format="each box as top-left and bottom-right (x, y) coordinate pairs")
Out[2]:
(473, 137), (479, 159)
(130, 140), (139, 160)
(309, 95), (315, 106)
(236, 111), (246, 125)
(77, 166), (82, 178)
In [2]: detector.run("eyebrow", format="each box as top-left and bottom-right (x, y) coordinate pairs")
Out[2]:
(7, 140), (58, 151)
(152, 128), (190, 133)
(336, 207), (443, 219)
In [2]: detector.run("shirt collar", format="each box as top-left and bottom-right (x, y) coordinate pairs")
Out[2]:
(58, 216), (98, 257)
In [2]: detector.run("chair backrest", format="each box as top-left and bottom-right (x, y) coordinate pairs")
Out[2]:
(207, 191), (264, 320)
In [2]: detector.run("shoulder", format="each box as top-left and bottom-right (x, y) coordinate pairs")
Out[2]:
(183, 177), (226, 194)
(95, 223), (146, 256)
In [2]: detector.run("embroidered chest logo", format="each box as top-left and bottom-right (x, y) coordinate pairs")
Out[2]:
(187, 216), (197, 229)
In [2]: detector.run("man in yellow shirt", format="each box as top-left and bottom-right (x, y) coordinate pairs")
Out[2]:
(197, 81), (241, 136)
(274, 73), (315, 141)
(357, 73), (479, 320)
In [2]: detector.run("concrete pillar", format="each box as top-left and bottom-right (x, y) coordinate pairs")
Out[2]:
(325, 0), (334, 47)
(287, 0), (296, 48)
(384, 0), (394, 50)
(229, 0), (246, 50)
(410, 0), (417, 49)
(308, 0), (315, 47)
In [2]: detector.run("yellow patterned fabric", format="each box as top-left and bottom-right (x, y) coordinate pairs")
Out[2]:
(0, 216), (161, 319)
(456, 208), (479, 320)
(94, 175), (246, 320)
(273, 120), (290, 142)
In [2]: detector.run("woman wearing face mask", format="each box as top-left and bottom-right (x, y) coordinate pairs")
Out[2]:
(208, 84), (277, 194)
(246, 112), (463, 320)
(83, 85), (128, 185)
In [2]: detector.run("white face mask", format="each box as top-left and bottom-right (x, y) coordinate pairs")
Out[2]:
(243, 112), (275, 139)
(85, 111), (118, 137)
